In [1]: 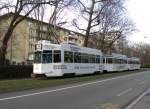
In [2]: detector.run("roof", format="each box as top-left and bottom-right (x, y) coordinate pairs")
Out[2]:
(0, 12), (85, 37)
(36, 40), (102, 55)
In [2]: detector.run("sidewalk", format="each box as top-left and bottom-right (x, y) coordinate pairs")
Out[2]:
(132, 91), (150, 109)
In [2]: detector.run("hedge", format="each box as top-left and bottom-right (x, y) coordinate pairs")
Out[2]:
(141, 64), (150, 68)
(0, 65), (33, 79)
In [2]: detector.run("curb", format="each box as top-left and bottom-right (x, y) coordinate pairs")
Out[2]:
(125, 87), (150, 109)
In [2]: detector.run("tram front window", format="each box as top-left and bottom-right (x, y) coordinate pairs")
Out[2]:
(42, 50), (52, 63)
(34, 51), (42, 63)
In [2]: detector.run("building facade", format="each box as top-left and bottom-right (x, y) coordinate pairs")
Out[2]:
(0, 13), (85, 64)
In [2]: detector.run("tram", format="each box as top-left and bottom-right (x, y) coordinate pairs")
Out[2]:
(33, 40), (103, 77)
(33, 40), (141, 77)
(103, 53), (128, 72)
(127, 57), (141, 70)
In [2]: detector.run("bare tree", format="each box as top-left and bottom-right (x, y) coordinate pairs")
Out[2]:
(0, 3), (9, 10)
(0, 0), (13, 14)
(46, 0), (74, 43)
(72, 0), (124, 47)
(0, 0), (56, 65)
(31, 0), (74, 43)
(32, 4), (46, 40)
(124, 43), (150, 67)
(92, 3), (136, 53)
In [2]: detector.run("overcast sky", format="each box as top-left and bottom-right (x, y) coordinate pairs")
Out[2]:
(1, 0), (149, 44)
(126, 0), (150, 44)
(62, 0), (150, 44)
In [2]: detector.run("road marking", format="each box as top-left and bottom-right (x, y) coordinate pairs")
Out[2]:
(102, 103), (120, 109)
(125, 87), (150, 109)
(117, 88), (132, 97)
(139, 81), (146, 85)
(135, 79), (142, 82)
(135, 79), (146, 85)
(0, 71), (149, 101)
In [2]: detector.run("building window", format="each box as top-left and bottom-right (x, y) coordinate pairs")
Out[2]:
(64, 37), (68, 42)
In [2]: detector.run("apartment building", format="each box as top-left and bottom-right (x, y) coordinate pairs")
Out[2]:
(0, 13), (85, 64)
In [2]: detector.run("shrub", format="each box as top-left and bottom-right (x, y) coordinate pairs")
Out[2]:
(0, 65), (33, 79)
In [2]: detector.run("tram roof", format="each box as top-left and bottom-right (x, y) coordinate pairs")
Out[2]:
(36, 40), (102, 55)
(112, 53), (127, 58)
(61, 43), (102, 55)
(128, 57), (140, 61)
(103, 53), (127, 59)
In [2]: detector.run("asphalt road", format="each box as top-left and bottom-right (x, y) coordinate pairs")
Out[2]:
(0, 71), (150, 109)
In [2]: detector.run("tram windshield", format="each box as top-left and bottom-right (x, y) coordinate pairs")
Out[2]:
(34, 51), (42, 63)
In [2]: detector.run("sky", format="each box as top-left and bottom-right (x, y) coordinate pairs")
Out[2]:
(1, 0), (150, 44)
(61, 0), (150, 44)
(126, 0), (150, 44)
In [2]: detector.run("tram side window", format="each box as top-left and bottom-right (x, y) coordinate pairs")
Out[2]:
(114, 59), (120, 64)
(103, 58), (106, 64)
(74, 52), (81, 63)
(132, 61), (134, 64)
(130, 61), (134, 64)
(53, 50), (61, 63)
(134, 61), (139, 64)
(96, 55), (100, 63)
(133, 61), (135, 64)
(124, 60), (127, 64)
(129, 60), (132, 64)
(119, 59), (122, 64)
(136, 61), (140, 64)
(133, 60), (139, 64)
(121, 59), (125, 64)
(92, 55), (96, 63)
(89, 55), (95, 63)
(42, 50), (52, 63)
(121, 59), (126, 64)
(113, 58), (117, 64)
(106, 58), (113, 64)
(64, 51), (73, 63)
(89, 55), (92, 63)
(81, 53), (89, 63)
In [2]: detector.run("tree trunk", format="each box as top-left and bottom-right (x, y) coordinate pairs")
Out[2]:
(0, 43), (7, 65)
(84, 1), (95, 47)
(84, 30), (90, 47)
(0, 26), (14, 65)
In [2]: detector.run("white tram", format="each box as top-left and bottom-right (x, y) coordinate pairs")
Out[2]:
(33, 40), (103, 77)
(127, 57), (141, 70)
(33, 40), (141, 77)
(103, 53), (128, 72)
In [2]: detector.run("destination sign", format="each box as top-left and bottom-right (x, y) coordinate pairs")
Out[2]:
(35, 44), (42, 50)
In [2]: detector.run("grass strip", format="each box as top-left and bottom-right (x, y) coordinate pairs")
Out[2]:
(0, 68), (148, 94)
